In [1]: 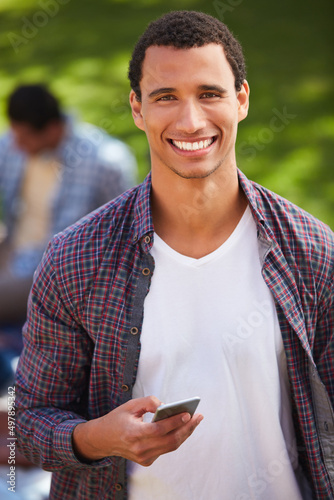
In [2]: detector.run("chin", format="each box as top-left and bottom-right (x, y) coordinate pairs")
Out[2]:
(169, 162), (223, 180)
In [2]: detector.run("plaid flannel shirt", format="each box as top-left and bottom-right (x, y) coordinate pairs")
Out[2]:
(0, 117), (137, 276)
(15, 170), (334, 499)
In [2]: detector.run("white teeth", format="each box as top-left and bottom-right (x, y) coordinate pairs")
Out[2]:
(172, 138), (214, 151)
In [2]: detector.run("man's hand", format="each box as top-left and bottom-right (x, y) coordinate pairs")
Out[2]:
(72, 396), (203, 466)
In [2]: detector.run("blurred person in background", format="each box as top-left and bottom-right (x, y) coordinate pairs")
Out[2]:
(0, 83), (137, 390)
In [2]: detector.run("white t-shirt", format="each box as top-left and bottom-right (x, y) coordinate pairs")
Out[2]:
(127, 207), (304, 500)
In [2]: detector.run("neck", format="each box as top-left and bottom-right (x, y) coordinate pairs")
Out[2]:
(151, 165), (248, 258)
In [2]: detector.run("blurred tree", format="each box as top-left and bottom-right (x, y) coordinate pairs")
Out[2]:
(0, 0), (333, 226)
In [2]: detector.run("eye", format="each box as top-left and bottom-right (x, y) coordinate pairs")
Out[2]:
(200, 92), (222, 99)
(156, 95), (176, 101)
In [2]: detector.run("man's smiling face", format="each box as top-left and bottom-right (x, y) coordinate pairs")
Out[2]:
(130, 43), (249, 180)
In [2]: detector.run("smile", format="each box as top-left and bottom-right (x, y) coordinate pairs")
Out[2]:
(170, 137), (215, 151)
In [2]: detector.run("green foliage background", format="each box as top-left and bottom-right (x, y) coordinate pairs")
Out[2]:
(0, 0), (333, 226)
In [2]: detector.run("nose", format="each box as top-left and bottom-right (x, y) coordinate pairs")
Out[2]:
(175, 99), (207, 134)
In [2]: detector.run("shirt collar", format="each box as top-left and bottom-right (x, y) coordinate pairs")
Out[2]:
(237, 169), (265, 225)
(130, 172), (154, 247)
(237, 169), (276, 246)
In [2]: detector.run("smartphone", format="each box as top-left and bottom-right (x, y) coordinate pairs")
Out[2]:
(152, 396), (200, 422)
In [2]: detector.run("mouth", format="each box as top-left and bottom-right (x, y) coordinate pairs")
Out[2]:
(169, 137), (217, 153)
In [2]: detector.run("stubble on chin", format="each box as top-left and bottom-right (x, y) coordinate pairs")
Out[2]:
(162, 157), (226, 180)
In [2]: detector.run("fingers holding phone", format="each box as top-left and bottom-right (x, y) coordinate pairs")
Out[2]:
(137, 397), (203, 465)
(73, 395), (203, 467)
(152, 397), (201, 422)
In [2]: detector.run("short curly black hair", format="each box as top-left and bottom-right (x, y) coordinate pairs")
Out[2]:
(128, 11), (246, 100)
(7, 84), (63, 130)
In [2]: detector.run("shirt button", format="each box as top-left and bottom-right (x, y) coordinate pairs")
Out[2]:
(130, 327), (139, 335)
(121, 384), (129, 392)
(115, 483), (123, 491)
(144, 235), (151, 244)
(142, 268), (150, 276)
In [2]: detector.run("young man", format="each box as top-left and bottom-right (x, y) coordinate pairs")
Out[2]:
(15, 11), (333, 500)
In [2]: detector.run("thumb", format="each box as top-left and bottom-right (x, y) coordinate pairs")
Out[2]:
(129, 395), (162, 418)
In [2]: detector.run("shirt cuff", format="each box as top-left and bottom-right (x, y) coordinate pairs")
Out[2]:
(53, 419), (113, 469)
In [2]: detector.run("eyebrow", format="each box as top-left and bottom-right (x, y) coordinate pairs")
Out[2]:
(148, 87), (176, 98)
(198, 84), (228, 94)
(148, 84), (228, 99)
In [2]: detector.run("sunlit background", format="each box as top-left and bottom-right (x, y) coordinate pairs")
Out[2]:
(0, 0), (333, 226)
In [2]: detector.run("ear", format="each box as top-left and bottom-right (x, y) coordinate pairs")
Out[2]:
(129, 90), (145, 131)
(237, 80), (250, 123)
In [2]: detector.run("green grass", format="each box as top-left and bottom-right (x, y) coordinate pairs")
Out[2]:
(0, 0), (333, 226)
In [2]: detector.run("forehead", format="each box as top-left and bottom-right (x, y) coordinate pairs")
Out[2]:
(11, 122), (41, 135)
(140, 43), (235, 90)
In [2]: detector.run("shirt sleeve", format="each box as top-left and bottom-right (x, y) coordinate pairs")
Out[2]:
(15, 239), (113, 471)
(313, 267), (334, 406)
